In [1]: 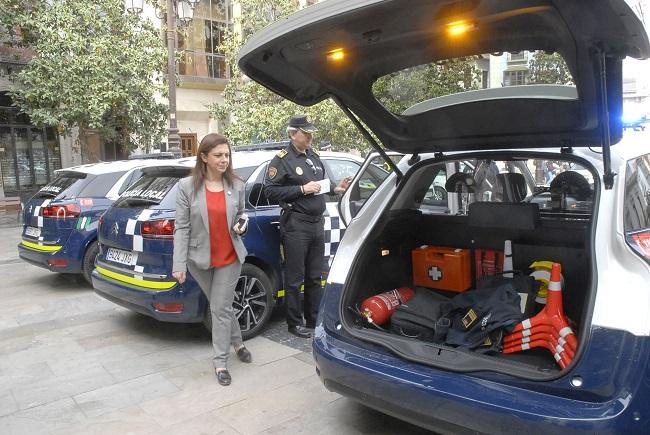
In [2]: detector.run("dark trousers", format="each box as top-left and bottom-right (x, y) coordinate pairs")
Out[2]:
(281, 212), (324, 328)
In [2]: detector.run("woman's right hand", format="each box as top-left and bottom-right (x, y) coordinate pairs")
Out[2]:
(172, 271), (186, 284)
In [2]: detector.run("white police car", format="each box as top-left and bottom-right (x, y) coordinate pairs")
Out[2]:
(239, 0), (650, 432)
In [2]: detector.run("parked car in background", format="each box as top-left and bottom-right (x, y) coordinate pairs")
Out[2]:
(92, 147), (363, 339)
(18, 158), (181, 283)
(239, 0), (650, 432)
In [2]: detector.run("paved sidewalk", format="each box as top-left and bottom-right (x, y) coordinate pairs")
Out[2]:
(1, 224), (434, 434)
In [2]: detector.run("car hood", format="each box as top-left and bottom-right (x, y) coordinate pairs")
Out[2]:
(238, 0), (649, 153)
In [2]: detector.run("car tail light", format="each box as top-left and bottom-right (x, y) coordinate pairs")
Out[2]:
(153, 302), (184, 313)
(42, 204), (81, 218)
(141, 219), (175, 239)
(626, 229), (650, 264)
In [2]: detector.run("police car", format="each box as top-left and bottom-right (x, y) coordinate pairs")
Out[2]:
(19, 159), (180, 284)
(239, 0), (650, 432)
(91, 148), (363, 339)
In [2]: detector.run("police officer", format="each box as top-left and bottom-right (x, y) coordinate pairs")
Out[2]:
(264, 115), (352, 338)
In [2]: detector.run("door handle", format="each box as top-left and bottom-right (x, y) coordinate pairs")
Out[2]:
(270, 221), (280, 227)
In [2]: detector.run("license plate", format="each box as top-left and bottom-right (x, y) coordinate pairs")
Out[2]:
(106, 248), (136, 266)
(25, 226), (41, 238)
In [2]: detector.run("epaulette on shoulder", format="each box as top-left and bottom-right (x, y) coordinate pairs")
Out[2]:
(276, 149), (288, 158)
(311, 148), (320, 156)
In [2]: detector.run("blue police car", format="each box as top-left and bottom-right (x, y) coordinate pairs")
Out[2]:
(19, 159), (180, 283)
(92, 148), (363, 338)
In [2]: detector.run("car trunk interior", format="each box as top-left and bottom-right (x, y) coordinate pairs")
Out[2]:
(341, 167), (594, 376)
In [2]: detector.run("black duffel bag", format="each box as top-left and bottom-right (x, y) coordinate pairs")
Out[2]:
(390, 288), (451, 343)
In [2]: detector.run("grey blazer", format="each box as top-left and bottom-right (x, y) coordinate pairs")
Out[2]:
(173, 176), (248, 272)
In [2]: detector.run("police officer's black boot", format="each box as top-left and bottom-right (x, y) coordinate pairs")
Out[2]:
(288, 325), (312, 339)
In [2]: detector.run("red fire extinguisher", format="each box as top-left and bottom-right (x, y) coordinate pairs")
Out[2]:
(361, 287), (415, 325)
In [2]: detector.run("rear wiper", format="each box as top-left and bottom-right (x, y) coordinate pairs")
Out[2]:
(36, 192), (58, 198)
(118, 197), (161, 206)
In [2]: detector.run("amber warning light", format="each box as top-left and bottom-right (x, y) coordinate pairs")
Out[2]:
(446, 20), (475, 37)
(326, 48), (345, 62)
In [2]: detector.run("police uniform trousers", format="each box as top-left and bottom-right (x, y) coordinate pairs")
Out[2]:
(281, 212), (325, 328)
(188, 260), (243, 368)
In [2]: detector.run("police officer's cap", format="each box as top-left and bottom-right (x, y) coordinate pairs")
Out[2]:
(288, 114), (316, 133)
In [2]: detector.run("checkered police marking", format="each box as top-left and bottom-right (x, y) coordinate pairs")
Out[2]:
(35, 199), (51, 228)
(128, 209), (154, 252)
(324, 202), (344, 261)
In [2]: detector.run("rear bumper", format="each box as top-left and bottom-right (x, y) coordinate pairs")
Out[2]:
(313, 327), (650, 434)
(17, 242), (82, 274)
(92, 269), (204, 323)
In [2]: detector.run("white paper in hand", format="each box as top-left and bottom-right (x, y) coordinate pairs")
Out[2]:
(315, 178), (331, 195)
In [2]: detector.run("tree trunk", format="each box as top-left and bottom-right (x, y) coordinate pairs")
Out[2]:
(79, 126), (102, 163)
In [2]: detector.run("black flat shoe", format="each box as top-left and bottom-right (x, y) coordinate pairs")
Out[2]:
(288, 325), (312, 339)
(236, 346), (252, 363)
(215, 369), (231, 386)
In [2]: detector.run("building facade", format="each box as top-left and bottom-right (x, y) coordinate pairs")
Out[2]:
(1, 47), (63, 200)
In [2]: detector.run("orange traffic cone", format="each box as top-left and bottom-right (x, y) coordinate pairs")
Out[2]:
(503, 331), (574, 363)
(503, 338), (569, 369)
(503, 324), (576, 354)
(503, 262), (578, 368)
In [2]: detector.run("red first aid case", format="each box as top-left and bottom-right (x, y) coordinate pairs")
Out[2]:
(412, 245), (472, 292)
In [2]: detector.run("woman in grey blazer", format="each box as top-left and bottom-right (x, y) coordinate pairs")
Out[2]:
(172, 133), (252, 386)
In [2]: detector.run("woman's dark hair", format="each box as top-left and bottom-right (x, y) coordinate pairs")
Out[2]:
(192, 133), (239, 193)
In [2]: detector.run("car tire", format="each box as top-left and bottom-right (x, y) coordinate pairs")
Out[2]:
(202, 263), (275, 340)
(237, 264), (275, 340)
(82, 240), (99, 285)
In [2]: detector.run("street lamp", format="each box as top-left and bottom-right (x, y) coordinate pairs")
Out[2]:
(127, 0), (199, 155)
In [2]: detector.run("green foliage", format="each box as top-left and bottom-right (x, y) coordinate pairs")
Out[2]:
(210, 0), (365, 150)
(372, 58), (481, 114)
(0, 0), (42, 47)
(528, 51), (573, 85)
(6, 0), (168, 152)
(210, 0), (483, 152)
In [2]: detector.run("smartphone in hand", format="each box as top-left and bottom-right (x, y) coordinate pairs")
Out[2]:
(235, 213), (249, 233)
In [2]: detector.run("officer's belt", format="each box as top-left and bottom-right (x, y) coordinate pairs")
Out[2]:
(290, 211), (322, 223)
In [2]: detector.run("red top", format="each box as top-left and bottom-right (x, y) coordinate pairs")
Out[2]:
(206, 189), (237, 267)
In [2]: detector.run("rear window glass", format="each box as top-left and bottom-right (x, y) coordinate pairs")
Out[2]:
(34, 174), (85, 198)
(235, 166), (257, 182)
(325, 159), (361, 184)
(346, 156), (394, 215)
(248, 163), (278, 207)
(372, 51), (574, 115)
(55, 171), (127, 199)
(624, 154), (650, 231)
(114, 175), (182, 209)
(405, 157), (593, 217)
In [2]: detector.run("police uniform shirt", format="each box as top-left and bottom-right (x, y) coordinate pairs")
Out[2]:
(264, 143), (327, 216)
